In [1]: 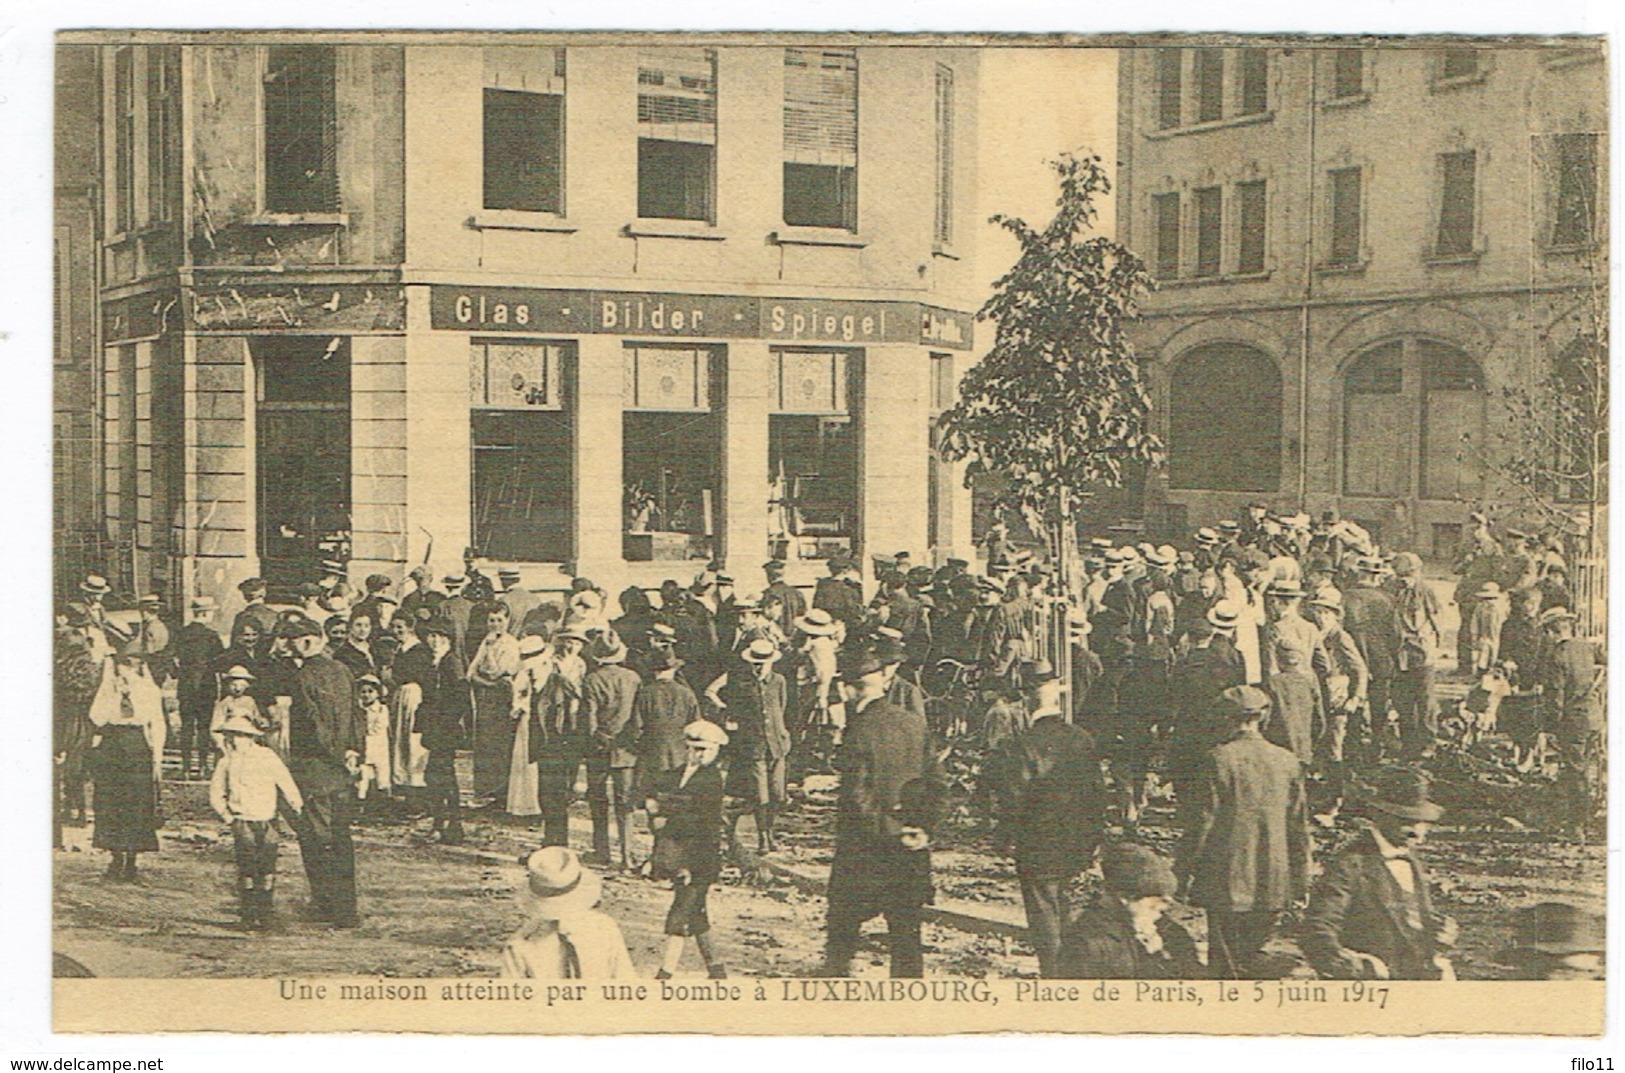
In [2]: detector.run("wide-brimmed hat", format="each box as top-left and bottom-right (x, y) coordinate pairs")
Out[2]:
(1145, 545), (1175, 567)
(794, 609), (839, 636)
(1500, 902), (1605, 958)
(78, 574), (111, 596)
(1309, 587), (1344, 612)
(518, 846), (603, 921)
(1539, 606), (1578, 629)
(1476, 581), (1503, 599)
(1101, 843), (1179, 900)
(684, 720), (729, 748)
(1194, 527), (1220, 547)
(732, 592), (764, 612)
(137, 593), (164, 608)
(1266, 579), (1305, 599)
(1361, 766), (1444, 823)
(589, 636), (628, 665)
(218, 714), (264, 738)
(190, 596), (218, 612)
(976, 574), (1006, 594)
(1217, 520), (1242, 535)
(742, 638), (780, 664)
(1218, 685), (1272, 721)
(518, 634), (550, 658)
(222, 664), (256, 682)
(1206, 601), (1241, 629)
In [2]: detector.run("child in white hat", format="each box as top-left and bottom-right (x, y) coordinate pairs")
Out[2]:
(647, 720), (731, 980)
(209, 665), (266, 755)
(355, 674), (392, 808)
(500, 846), (635, 979)
(209, 714), (303, 931)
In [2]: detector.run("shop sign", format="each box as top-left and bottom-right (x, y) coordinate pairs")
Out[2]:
(919, 305), (975, 350)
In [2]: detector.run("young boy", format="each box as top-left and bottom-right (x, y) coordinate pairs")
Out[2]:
(210, 665), (267, 755)
(355, 674), (392, 809)
(209, 713), (303, 930)
(647, 720), (729, 979)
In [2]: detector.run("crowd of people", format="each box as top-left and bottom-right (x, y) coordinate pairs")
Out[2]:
(51, 503), (1603, 981)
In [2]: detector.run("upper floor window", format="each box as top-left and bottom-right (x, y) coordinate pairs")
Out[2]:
(1327, 166), (1364, 266)
(1237, 49), (1269, 116)
(146, 47), (180, 224)
(263, 45), (339, 214)
(1193, 186), (1222, 277)
(783, 48), (857, 231)
(637, 48), (716, 223)
(1433, 150), (1478, 258)
(1152, 192), (1181, 279)
(483, 47), (566, 215)
(1194, 49), (1224, 123)
(1544, 133), (1601, 249)
(933, 64), (954, 247)
(1156, 48), (1182, 129)
(1236, 180), (1267, 274)
(1330, 50), (1365, 100)
(112, 47), (136, 233)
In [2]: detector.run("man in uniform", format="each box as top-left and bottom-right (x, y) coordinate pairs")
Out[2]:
(762, 560), (807, 641)
(813, 551), (866, 634)
(173, 596), (227, 780)
(824, 644), (942, 978)
(284, 617), (363, 927)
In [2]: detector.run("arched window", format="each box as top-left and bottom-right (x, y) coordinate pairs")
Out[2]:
(1342, 337), (1484, 500)
(1168, 343), (1282, 491)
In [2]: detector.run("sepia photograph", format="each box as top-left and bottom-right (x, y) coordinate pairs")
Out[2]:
(39, 25), (1609, 1036)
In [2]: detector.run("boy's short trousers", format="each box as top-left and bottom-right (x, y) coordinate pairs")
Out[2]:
(663, 880), (712, 937)
(232, 819), (278, 877)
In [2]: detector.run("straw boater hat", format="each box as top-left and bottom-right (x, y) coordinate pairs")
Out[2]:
(1194, 527), (1220, 547)
(1265, 579), (1305, 599)
(80, 574), (112, 596)
(794, 608), (840, 636)
(1144, 545), (1175, 568)
(1539, 606), (1578, 629)
(518, 634), (550, 659)
(685, 720), (729, 748)
(1360, 766), (1443, 823)
(222, 664), (256, 682)
(733, 592), (764, 612)
(218, 713), (263, 738)
(1206, 601), (1241, 630)
(742, 638), (780, 664)
(356, 673), (383, 691)
(1309, 587), (1344, 612)
(138, 593), (163, 609)
(518, 846), (603, 921)
(976, 574), (1007, 594)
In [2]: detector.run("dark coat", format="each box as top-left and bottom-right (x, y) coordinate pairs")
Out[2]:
(633, 677), (702, 776)
(289, 654), (361, 766)
(1264, 668), (1323, 766)
(649, 763), (725, 884)
(1055, 900), (1203, 980)
(173, 622), (226, 709)
(812, 575), (865, 631)
(1299, 826), (1447, 980)
(719, 665), (791, 762)
(583, 663), (642, 767)
(996, 716), (1105, 879)
(415, 650), (471, 755)
(1178, 729), (1310, 912)
(1541, 636), (1605, 738)
(333, 641), (380, 686)
(1342, 586), (1401, 681)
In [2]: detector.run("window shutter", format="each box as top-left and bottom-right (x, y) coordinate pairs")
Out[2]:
(784, 48), (857, 166)
(638, 48), (716, 145)
(484, 46), (565, 93)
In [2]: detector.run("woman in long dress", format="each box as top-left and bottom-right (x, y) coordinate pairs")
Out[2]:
(506, 633), (554, 816)
(468, 601), (522, 804)
(388, 613), (435, 798)
(88, 652), (167, 881)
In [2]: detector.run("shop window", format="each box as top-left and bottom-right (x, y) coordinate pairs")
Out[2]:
(637, 48), (716, 222)
(1327, 166), (1363, 265)
(483, 47), (566, 214)
(263, 45), (339, 214)
(471, 341), (573, 563)
(1152, 192), (1180, 279)
(1168, 343), (1281, 492)
(769, 350), (858, 561)
(1331, 50), (1365, 100)
(1156, 48), (1182, 130)
(783, 48), (858, 230)
(1195, 49), (1224, 123)
(933, 64), (954, 246)
(1193, 186), (1222, 277)
(1236, 180), (1267, 274)
(146, 47), (180, 224)
(1545, 133), (1600, 248)
(1238, 49), (1269, 116)
(1433, 150), (1477, 258)
(623, 345), (721, 562)
(113, 47), (135, 233)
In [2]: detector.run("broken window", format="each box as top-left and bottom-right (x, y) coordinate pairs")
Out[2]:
(637, 48), (716, 222)
(769, 350), (859, 562)
(483, 47), (566, 214)
(471, 340), (573, 563)
(263, 45), (339, 214)
(623, 345), (722, 562)
(783, 48), (858, 230)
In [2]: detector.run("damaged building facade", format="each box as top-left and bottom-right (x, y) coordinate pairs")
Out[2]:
(72, 36), (981, 605)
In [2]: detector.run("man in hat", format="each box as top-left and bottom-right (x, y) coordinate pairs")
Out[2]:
(1262, 579), (1328, 679)
(1240, 501), (1271, 548)
(1342, 557), (1402, 759)
(75, 574), (125, 645)
(497, 568), (537, 627)
(969, 574), (1030, 691)
(1055, 843), (1201, 980)
(172, 596), (226, 780)
(1216, 520), (1243, 556)
(125, 595), (173, 673)
(1497, 902), (1604, 980)
(648, 720), (732, 980)
(1192, 527), (1223, 572)
(672, 571), (722, 697)
(824, 644), (943, 978)
(461, 547), (495, 602)
(581, 634), (641, 868)
(352, 574), (399, 637)
(762, 560), (808, 641)
(813, 551), (865, 634)
(633, 647), (705, 790)
(283, 616), (364, 926)
(438, 573), (472, 656)
(874, 628), (928, 722)
(1166, 603), (1249, 804)
(226, 578), (276, 657)
(211, 712), (304, 930)
(1301, 766), (1457, 980)
(417, 615), (471, 845)
(1177, 685), (1311, 979)
(1390, 552), (1443, 759)
(708, 638), (791, 854)
(501, 846), (634, 979)
(397, 566), (442, 626)
(991, 663), (1106, 976)
(1537, 606), (1605, 816)
(1306, 588), (1370, 768)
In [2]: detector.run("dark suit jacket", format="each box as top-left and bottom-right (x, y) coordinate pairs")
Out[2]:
(650, 763), (725, 884)
(1056, 901), (1203, 980)
(1299, 827), (1445, 980)
(416, 651), (470, 755)
(813, 575), (865, 630)
(1178, 729), (1310, 912)
(997, 716), (1105, 879)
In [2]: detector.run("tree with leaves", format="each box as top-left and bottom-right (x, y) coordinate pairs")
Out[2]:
(938, 151), (1164, 599)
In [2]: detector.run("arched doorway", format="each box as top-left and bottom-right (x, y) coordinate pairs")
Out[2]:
(1342, 337), (1485, 502)
(1168, 343), (1282, 492)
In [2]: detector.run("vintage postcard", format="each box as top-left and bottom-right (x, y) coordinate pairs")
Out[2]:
(47, 28), (1607, 1036)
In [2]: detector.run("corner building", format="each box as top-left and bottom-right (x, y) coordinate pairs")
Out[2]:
(81, 36), (980, 606)
(1116, 43), (1606, 560)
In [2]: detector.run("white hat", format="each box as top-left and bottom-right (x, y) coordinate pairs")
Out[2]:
(222, 664), (256, 681)
(794, 608), (839, 636)
(742, 638), (780, 664)
(519, 846), (603, 921)
(684, 720), (730, 748)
